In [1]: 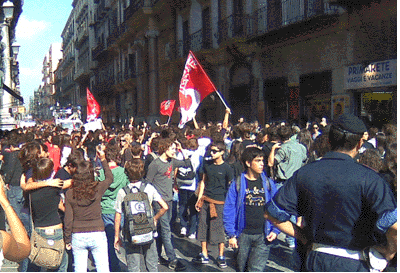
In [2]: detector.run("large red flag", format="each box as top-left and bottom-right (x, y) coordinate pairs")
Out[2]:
(178, 51), (217, 128)
(160, 100), (176, 116)
(86, 87), (100, 122)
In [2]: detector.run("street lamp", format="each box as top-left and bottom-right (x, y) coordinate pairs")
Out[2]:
(0, 0), (14, 130)
(2, 0), (14, 21)
(11, 42), (20, 59)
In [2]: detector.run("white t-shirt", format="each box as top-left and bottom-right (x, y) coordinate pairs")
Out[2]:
(114, 181), (162, 214)
(0, 249), (4, 271)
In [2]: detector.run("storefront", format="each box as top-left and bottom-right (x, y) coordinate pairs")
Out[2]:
(344, 59), (397, 128)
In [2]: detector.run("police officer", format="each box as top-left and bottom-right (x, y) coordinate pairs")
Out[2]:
(264, 114), (397, 271)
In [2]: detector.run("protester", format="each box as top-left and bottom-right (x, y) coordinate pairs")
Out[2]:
(99, 143), (129, 272)
(64, 146), (113, 272)
(193, 141), (234, 268)
(114, 159), (168, 272)
(265, 114), (397, 271)
(224, 147), (279, 271)
(146, 138), (189, 271)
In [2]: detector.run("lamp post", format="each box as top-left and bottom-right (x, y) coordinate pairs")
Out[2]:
(0, 0), (14, 130)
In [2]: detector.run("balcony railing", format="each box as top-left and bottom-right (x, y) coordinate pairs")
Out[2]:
(107, 26), (120, 47)
(92, 42), (105, 60)
(76, 24), (89, 47)
(75, 60), (89, 80)
(125, 0), (144, 21)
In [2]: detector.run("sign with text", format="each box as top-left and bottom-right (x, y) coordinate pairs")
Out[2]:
(344, 59), (397, 90)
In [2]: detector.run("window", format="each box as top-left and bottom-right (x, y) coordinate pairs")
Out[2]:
(282, 0), (304, 25)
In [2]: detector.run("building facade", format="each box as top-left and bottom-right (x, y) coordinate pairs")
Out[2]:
(0, 0), (22, 129)
(55, 0), (396, 128)
(32, 43), (62, 120)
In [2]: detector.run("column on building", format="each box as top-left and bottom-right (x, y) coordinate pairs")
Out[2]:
(145, 19), (159, 117)
(133, 39), (145, 117)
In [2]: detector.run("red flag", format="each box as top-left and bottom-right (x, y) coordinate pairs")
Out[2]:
(86, 87), (100, 122)
(160, 100), (176, 116)
(178, 51), (217, 128)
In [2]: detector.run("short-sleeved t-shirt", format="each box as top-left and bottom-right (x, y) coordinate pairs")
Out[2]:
(114, 182), (162, 214)
(271, 151), (397, 250)
(31, 185), (62, 227)
(203, 162), (234, 201)
(243, 176), (265, 235)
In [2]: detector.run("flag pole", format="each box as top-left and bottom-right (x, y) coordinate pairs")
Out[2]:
(215, 90), (230, 111)
(167, 115), (171, 125)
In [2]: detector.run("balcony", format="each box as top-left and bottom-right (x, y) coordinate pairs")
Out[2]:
(75, 23), (89, 48)
(216, 0), (341, 44)
(64, 52), (75, 64)
(106, 26), (121, 47)
(189, 28), (212, 53)
(74, 61), (90, 81)
(92, 42), (106, 60)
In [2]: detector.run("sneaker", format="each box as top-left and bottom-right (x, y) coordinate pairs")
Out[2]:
(192, 253), (210, 264)
(180, 227), (187, 237)
(168, 259), (186, 271)
(217, 256), (227, 269)
(188, 233), (196, 239)
(158, 256), (169, 265)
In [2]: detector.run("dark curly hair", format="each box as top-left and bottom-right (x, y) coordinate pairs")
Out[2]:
(72, 161), (98, 200)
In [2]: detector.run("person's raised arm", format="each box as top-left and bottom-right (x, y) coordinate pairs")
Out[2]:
(222, 108), (231, 129)
(0, 176), (30, 262)
(268, 143), (281, 167)
(193, 115), (199, 130)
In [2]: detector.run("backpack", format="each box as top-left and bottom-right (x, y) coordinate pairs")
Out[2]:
(122, 183), (155, 245)
(176, 158), (196, 185)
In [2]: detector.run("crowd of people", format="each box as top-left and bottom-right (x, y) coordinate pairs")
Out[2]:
(0, 109), (396, 272)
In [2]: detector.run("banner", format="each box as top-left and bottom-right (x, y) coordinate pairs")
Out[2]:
(86, 87), (100, 122)
(160, 100), (176, 116)
(178, 51), (217, 128)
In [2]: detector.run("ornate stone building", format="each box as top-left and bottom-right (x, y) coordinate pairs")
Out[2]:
(55, 0), (396, 128)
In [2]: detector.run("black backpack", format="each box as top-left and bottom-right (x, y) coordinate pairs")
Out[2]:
(176, 158), (196, 185)
(122, 183), (155, 245)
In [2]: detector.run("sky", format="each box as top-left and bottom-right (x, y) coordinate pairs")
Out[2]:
(15, 0), (73, 109)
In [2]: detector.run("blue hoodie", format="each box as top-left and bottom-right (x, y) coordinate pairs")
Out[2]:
(223, 172), (280, 238)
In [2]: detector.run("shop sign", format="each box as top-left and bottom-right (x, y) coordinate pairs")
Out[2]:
(344, 59), (397, 90)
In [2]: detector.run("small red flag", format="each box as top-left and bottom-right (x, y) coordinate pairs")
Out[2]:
(178, 51), (217, 128)
(160, 100), (176, 116)
(86, 87), (100, 122)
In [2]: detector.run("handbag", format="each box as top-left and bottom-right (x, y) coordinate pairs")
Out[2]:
(28, 194), (65, 269)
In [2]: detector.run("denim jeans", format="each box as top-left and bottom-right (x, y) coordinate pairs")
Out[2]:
(33, 228), (68, 272)
(7, 185), (33, 272)
(102, 213), (121, 272)
(178, 189), (198, 235)
(275, 183), (296, 247)
(237, 233), (273, 272)
(154, 201), (176, 261)
(125, 240), (158, 272)
(72, 231), (110, 272)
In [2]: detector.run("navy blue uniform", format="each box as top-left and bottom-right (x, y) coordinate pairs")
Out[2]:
(266, 151), (397, 271)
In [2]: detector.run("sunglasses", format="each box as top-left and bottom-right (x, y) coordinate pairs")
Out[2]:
(120, 139), (127, 143)
(313, 127), (319, 129)
(210, 149), (221, 154)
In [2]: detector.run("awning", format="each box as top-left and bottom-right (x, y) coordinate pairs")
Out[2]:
(3, 84), (23, 103)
